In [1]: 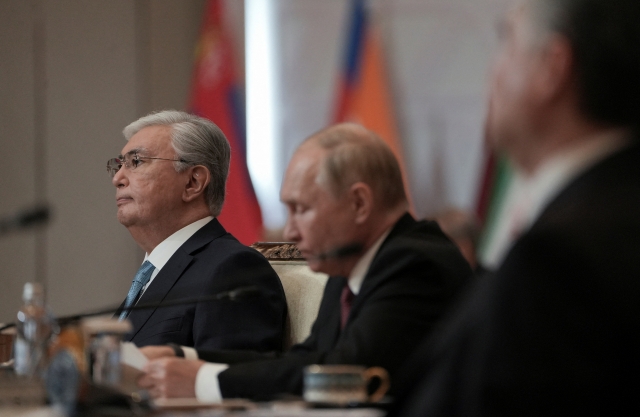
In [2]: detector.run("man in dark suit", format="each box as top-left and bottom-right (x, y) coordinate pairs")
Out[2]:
(394, 0), (640, 415)
(136, 123), (472, 400)
(109, 110), (286, 352)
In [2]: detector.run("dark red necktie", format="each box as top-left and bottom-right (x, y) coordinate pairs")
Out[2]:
(340, 283), (355, 330)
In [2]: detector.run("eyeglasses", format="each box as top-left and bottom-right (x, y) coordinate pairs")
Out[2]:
(107, 152), (187, 178)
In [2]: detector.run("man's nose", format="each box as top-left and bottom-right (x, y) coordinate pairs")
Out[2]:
(112, 166), (127, 187)
(282, 218), (300, 242)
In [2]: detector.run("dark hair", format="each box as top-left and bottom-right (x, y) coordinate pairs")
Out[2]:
(532, 0), (640, 129)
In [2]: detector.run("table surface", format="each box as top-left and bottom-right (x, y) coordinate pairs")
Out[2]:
(0, 403), (385, 417)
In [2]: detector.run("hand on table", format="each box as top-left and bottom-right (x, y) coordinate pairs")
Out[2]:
(139, 345), (176, 360)
(137, 357), (206, 398)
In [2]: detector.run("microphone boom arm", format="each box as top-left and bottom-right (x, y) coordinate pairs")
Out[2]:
(0, 285), (262, 332)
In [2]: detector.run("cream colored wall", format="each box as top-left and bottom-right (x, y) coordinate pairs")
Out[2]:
(0, 0), (208, 321)
(0, 0), (501, 323)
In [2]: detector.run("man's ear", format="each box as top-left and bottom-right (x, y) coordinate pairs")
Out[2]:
(349, 182), (374, 225)
(183, 165), (211, 203)
(533, 35), (574, 103)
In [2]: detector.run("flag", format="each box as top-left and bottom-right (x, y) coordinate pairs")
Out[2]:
(188, 0), (263, 245)
(476, 151), (516, 267)
(334, 0), (413, 209)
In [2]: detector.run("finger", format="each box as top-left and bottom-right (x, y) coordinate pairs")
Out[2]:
(144, 358), (168, 375)
(136, 374), (154, 389)
(147, 386), (161, 399)
(141, 346), (175, 360)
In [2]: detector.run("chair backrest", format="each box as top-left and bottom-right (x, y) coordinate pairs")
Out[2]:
(252, 243), (328, 347)
(270, 261), (328, 347)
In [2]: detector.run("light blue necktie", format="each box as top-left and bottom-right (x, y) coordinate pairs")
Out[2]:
(119, 260), (155, 321)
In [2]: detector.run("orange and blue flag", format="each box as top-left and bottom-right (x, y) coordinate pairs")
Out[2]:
(334, 0), (413, 208)
(189, 0), (263, 245)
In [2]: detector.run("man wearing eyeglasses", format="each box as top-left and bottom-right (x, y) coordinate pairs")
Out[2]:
(108, 110), (286, 353)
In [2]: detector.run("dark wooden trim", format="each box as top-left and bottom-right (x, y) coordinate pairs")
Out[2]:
(250, 242), (304, 261)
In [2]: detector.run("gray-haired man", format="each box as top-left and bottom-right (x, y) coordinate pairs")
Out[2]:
(109, 110), (286, 352)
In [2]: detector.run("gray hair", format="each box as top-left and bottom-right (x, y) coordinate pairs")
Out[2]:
(123, 110), (230, 217)
(304, 123), (408, 211)
(525, 0), (640, 129)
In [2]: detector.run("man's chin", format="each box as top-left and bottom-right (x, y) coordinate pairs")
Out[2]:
(116, 211), (135, 228)
(306, 258), (345, 278)
(306, 258), (324, 273)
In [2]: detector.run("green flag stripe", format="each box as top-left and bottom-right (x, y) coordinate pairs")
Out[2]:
(478, 157), (513, 258)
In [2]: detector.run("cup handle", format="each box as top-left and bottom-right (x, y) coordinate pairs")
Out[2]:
(363, 366), (390, 403)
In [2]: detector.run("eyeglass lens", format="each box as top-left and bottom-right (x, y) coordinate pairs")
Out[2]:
(107, 157), (122, 177)
(107, 153), (137, 177)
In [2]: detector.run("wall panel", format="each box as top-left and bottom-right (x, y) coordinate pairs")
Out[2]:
(0, 0), (38, 321)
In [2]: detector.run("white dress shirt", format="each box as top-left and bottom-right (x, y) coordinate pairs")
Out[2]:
(192, 227), (393, 403)
(482, 130), (630, 268)
(345, 228), (391, 295)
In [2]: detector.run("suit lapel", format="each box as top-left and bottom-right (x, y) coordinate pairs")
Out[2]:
(345, 213), (416, 326)
(125, 218), (228, 341)
(529, 139), (640, 233)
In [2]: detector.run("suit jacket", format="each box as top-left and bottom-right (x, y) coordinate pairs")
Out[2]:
(394, 140), (640, 416)
(198, 213), (472, 400)
(119, 219), (287, 352)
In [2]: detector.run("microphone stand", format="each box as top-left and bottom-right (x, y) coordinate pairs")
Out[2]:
(0, 205), (50, 237)
(0, 285), (262, 332)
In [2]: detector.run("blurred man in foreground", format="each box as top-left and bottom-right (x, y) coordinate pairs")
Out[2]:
(395, 0), (640, 415)
(110, 110), (286, 351)
(434, 208), (483, 272)
(137, 123), (472, 401)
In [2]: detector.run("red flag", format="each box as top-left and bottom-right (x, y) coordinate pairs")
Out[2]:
(189, 0), (263, 245)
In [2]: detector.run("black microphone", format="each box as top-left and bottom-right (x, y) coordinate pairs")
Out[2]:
(0, 285), (263, 332)
(0, 204), (50, 236)
(308, 242), (365, 261)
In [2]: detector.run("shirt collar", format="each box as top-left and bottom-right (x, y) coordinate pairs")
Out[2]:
(514, 129), (630, 233)
(482, 129), (630, 269)
(347, 228), (392, 295)
(144, 216), (213, 271)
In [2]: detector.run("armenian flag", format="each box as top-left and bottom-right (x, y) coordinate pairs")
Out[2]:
(334, 0), (413, 208)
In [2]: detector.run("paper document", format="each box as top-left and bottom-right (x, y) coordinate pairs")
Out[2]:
(120, 341), (148, 370)
(118, 342), (148, 394)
